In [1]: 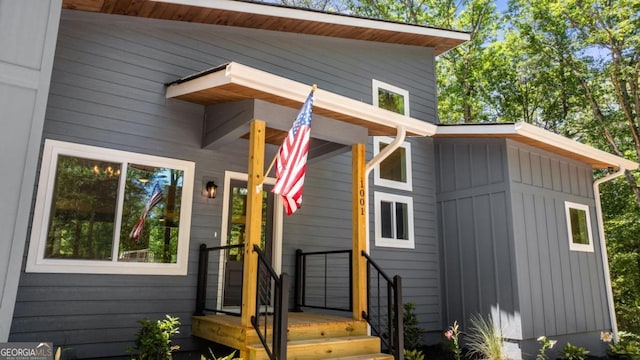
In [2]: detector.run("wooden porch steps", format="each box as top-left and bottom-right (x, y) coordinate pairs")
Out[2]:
(326, 354), (394, 360)
(247, 335), (386, 359)
(192, 312), (394, 360)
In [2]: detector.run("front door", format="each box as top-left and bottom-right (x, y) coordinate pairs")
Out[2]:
(219, 173), (279, 311)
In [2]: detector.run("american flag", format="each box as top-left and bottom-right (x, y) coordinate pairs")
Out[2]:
(130, 183), (164, 240)
(273, 89), (314, 215)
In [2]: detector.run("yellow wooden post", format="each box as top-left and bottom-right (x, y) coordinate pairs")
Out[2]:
(352, 143), (367, 320)
(240, 119), (266, 327)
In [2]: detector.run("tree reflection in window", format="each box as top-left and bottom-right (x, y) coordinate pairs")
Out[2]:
(45, 155), (184, 264)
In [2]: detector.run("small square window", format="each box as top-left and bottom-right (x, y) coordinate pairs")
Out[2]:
(374, 192), (414, 249)
(372, 79), (409, 116)
(564, 201), (594, 252)
(373, 137), (412, 191)
(26, 140), (195, 275)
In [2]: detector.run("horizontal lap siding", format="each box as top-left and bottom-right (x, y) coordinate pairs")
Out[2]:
(367, 138), (442, 333)
(507, 140), (610, 340)
(435, 139), (522, 339)
(11, 9), (439, 359)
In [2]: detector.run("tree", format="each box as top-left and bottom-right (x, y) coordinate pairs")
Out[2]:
(344, 0), (500, 123)
(507, 0), (640, 206)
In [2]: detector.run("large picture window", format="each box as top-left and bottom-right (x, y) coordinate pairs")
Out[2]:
(26, 140), (195, 275)
(564, 201), (594, 252)
(374, 192), (415, 249)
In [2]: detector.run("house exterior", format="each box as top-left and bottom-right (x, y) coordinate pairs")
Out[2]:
(0, 1), (636, 359)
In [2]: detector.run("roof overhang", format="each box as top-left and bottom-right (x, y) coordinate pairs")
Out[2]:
(61, 0), (469, 55)
(435, 122), (639, 170)
(166, 62), (438, 137)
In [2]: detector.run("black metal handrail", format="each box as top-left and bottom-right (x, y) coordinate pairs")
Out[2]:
(361, 251), (404, 360)
(194, 243), (245, 316)
(294, 249), (352, 312)
(251, 244), (289, 360)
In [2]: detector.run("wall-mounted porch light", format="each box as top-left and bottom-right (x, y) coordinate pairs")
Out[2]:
(204, 178), (218, 199)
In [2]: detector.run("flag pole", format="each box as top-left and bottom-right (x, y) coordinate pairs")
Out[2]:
(256, 84), (317, 194)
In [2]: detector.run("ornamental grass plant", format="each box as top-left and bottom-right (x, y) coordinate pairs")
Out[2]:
(466, 314), (505, 360)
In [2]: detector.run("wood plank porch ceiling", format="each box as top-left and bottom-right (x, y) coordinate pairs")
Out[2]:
(61, 0), (469, 56)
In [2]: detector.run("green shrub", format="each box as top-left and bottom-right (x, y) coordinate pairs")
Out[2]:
(130, 315), (180, 360)
(559, 342), (589, 360)
(403, 302), (425, 351)
(466, 314), (505, 360)
(404, 348), (425, 360)
(608, 331), (640, 360)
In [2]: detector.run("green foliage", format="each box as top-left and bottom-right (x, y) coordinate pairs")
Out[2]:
(536, 336), (557, 360)
(601, 177), (640, 334)
(130, 315), (180, 360)
(559, 342), (589, 360)
(608, 331), (640, 360)
(404, 348), (425, 360)
(444, 321), (461, 360)
(403, 302), (425, 351)
(466, 314), (505, 360)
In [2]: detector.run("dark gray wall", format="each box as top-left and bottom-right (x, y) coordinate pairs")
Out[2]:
(507, 140), (611, 340)
(435, 138), (521, 339)
(0, 0), (61, 341)
(436, 137), (613, 355)
(10, 9), (441, 358)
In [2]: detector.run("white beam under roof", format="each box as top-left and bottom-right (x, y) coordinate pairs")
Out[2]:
(435, 122), (638, 170)
(166, 62), (438, 137)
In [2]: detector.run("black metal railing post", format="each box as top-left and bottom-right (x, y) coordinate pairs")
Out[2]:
(393, 275), (403, 360)
(195, 243), (208, 316)
(276, 273), (289, 360)
(294, 249), (303, 312)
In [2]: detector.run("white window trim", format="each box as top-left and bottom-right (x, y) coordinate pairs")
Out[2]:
(373, 191), (415, 249)
(564, 201), (594, 252)
(372, 79), (410, 116)
(26, 139), (195, 275)
(373, 136), (413, 191)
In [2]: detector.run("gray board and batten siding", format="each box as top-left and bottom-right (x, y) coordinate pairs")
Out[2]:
(508, 140), (610, 340)
(435, 138), (520, 339)
(0, 0), (62, 342)
(10, 9), (442, 358)
(436, 137), (612, 345)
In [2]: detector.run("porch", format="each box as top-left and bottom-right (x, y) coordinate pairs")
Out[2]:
(164, 62), (435, 359)
(193, 244), (402, 359)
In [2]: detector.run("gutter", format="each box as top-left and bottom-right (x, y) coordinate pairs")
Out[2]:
(593, 166), (626, 342)
(363, 126), (407, 253)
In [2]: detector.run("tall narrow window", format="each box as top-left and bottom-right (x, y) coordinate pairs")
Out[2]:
(564, 201), (594, 252)
(374, 192), (414, 249)
(372, 80), (412, 191)
(27, 140), (195, 275)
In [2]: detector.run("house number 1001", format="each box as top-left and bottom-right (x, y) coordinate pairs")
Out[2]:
(359, 180), (365, 215)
